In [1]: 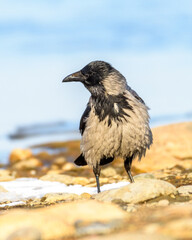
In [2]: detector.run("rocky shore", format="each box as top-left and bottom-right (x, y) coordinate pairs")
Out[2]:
(0, 122), (192, 239)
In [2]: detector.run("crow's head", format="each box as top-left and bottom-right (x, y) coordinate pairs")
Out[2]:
(62, 61), (127, 96)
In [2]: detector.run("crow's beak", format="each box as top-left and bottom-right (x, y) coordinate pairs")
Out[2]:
(62, 71), (86, 83)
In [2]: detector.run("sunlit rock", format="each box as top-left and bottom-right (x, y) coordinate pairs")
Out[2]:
(9, 149), (32, 164)
(95, 179), (177, 204)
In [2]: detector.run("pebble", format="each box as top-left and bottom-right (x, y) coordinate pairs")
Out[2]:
(62, 162), (76, 171)
(95, 179), (177, 204)
(80, 193), (92, 199)
(9, 149), (32, 164)
(11, 158), (42, 170)
(157, 199), (169, 207)
(53, 157), (67, 166)
(177, 185), (192, 196)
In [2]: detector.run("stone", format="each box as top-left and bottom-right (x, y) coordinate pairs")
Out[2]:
(157, 199), (169, 207)
(53, 157), (66, 166)
(9, 149), (32, 164)
(12, 158), (42, 170)
(80, 193), (92, 199)
(177, 185), (192, 196)
(94, 179), (177, 204)
(62, 162), (76, 171)
(50, 164), (59, 170)
(0, 200), (127, 239)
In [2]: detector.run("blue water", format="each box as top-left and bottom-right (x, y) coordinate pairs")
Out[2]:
(0, 1), (192, 163)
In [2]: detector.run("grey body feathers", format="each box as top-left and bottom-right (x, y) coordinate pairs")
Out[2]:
(80, 69), (152, 167)
(63, 60), (153, 192)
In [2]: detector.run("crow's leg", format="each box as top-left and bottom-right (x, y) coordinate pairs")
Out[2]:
(93, 164), (101, 193)
(124, 156), (134, 183)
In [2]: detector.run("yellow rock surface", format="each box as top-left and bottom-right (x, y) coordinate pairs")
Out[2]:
(0, 200), (126, 239)
(133, 122), (192, 172)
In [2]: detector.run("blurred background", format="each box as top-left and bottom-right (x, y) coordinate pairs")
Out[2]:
(0, 0), (192, 161)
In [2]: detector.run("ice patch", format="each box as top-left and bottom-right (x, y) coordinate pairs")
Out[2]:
(0, 178), (129, 207)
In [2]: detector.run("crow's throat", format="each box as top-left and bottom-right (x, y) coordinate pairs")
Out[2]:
(91, 93), (133, 126)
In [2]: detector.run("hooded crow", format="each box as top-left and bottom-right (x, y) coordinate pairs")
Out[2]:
(62, 61), (153, 193)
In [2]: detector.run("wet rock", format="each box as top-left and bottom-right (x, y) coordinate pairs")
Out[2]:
(12, 158), (42, 170)
(177, 185), (192, 196)
(95, 179), (177, 204)
(0, 200), (126, 239)
(9, 149), (32, 164)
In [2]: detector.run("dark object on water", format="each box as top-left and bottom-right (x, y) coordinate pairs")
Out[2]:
(62, 61), (153, 193)
(8, 121), (76, 139)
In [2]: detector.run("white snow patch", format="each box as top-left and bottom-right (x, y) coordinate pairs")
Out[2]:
(0, 201), (25, 208)
(0, 178), (129, 207)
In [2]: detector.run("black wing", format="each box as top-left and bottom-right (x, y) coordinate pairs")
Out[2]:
(79, 104), (91, 135)
(74, 154), (114, 166)
(74, 153), (87, 166)
(100, 157), (114, 165)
